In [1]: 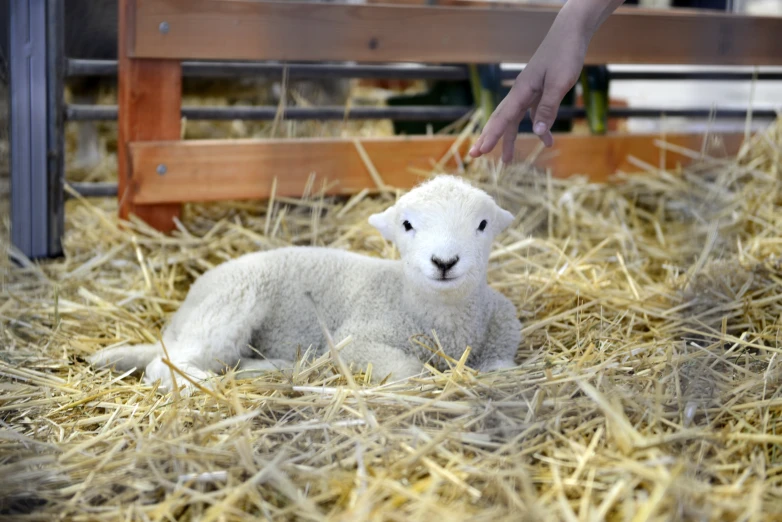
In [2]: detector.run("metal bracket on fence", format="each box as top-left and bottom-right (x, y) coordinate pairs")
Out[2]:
(9, 0), (64, 259)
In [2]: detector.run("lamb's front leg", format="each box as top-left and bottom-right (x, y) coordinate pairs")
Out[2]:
(332, 324), (424, 383)
(338, 341), (424, 383)
(477, 298), (522, 373)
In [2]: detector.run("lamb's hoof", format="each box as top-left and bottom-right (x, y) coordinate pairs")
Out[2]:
(87, 346), (132, 371)
(479, 359), (517, 373)
(369, 359), (424, 384)
(235, 358), (295, 380)
(143, 357), (214, 396)
(87, 351), (109, 368)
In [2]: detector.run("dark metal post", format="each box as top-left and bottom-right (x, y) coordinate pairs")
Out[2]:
(9, 0), (64, 259)
(45, 0), (65, 257)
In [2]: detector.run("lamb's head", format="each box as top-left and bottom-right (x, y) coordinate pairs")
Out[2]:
(369, 175), (514, 300)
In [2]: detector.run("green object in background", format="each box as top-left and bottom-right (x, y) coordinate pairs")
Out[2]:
(387, 64), (578, 136)
(468, 64), (497, 128)
(580, 65), (610, 135)
(387, 80), (474, 135)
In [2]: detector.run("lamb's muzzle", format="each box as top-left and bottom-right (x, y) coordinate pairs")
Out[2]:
(431, 255), (459, 277)
(88, 175), (523, 392)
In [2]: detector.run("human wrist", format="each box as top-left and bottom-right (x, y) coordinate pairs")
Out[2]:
(558, 0), (615, 39)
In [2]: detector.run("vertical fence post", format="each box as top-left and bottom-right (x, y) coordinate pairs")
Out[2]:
(46, 0), (65, 256)
(118, 0), (182, 231)
(9, 0), (64, 258)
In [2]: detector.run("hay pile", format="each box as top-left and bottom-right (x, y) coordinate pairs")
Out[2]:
(2, 118), (782, 521)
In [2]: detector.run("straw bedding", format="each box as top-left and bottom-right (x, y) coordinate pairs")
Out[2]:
(2, 116), (782, 521)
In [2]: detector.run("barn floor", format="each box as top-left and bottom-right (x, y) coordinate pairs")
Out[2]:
(2, 115), (782, 520)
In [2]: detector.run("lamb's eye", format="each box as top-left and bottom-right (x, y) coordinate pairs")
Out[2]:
(478, 220), (488, 232)
(403, 220), (414, 232)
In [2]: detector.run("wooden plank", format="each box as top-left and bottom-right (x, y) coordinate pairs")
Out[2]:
(118, 0), (182, 231)
(367, 0), (708, 14)
(129, 133), (745, 205)
(131, 0), (782, 65)
(366, 0), (702, 11)
(130, 137), (470, 204)
(495, 132), (746, 182)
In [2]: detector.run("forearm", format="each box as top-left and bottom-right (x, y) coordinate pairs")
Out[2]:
(559, 0), (626, 37)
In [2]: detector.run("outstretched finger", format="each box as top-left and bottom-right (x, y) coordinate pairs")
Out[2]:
(537, 128), (554, 148)
(469, 134), (485, 159)
(501, 120), (519, 163)
(469, 99), (509, 158)
(529, 104), (553, 148)
(530, 78), (570, 147)
(470, 83), (536, 158)
(528, 106), (554, 147)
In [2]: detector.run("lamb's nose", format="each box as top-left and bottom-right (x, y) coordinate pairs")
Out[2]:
(431, 255), (459, 273)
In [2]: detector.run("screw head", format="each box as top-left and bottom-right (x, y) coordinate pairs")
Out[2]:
(156, 164), (167, 175)
(159, 21), (170, 34)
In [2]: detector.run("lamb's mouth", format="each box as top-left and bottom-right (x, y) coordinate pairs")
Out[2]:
(432, 275), (460, 284)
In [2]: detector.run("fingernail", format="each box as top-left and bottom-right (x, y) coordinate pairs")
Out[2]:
(533, 122), (547, 135)
(469, 146), (477, 155)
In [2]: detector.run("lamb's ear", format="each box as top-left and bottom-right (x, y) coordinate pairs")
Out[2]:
(494, 206), (515, 234)
(369, 207), (396, 241)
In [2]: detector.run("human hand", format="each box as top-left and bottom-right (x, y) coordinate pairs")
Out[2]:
(469, 0), (621, 162)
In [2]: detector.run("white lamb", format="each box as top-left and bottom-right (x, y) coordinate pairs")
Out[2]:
(88, 175), (522, 391)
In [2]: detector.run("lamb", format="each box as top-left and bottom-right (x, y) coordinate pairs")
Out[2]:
(88, 175), (522, 392)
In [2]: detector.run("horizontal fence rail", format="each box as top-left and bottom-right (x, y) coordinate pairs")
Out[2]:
(606, 70), (782, 81)
(66, 59), (472, 80)
(66, 58), (782, 82)
(129, 1), (782, 66)
(68, 131), (748, 201)
(65, 104), (781, 123)
(69, 182), (119, 199)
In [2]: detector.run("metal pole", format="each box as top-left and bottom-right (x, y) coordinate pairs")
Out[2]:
(69, 182), (119, 199)
(65, 59), (782, 83)
(66, 105), (478, 122)
(64, 104), (781, 123)
(606, 70), (782, 81)
(46, 0), (65, 257)
(10, 0), (63, 258)
(500, 68), (782, 82)
(66, 59), (472, 80)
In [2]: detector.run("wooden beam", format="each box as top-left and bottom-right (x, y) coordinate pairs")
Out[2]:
(118, 0), (182, 231)
(130, 137), (469, 205)
(498, 132), (745, 182)
(129, 133), (745, 205)
(366, 0), (711, 14)
(131, 0), (782, 65)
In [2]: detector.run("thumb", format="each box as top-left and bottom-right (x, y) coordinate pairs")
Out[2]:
(531, 78), (569, 141)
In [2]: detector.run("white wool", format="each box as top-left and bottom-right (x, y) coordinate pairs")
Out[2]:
(89, 175), (522, 392)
